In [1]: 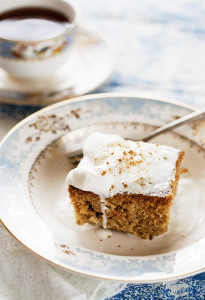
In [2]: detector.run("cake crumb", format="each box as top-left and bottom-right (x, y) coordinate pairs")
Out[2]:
(109, 184), (115, 191)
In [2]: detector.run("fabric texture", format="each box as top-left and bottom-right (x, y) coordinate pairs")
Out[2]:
(0, 223), (126, 300)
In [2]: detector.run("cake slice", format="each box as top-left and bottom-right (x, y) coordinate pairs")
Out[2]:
(66, 132), (184, 239)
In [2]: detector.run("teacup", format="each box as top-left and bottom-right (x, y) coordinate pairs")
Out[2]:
(0, 0), (80, 80)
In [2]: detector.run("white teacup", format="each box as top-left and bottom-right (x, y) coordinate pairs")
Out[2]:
(0, 0), (80, 80)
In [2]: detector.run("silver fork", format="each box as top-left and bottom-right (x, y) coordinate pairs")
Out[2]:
(65, 106), (205, 163)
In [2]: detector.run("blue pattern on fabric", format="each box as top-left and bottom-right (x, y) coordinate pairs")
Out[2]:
(107, 274), (205, 299)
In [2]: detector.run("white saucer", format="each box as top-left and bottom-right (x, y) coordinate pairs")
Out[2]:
(0, 27), (115, 106)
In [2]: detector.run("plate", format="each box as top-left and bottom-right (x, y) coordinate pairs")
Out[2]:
(0, 93), (205, 282)
(0, 28), (114, 106)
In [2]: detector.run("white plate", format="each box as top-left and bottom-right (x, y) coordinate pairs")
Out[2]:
(0, 28), (115, 106)
(0, 93), (205, 282)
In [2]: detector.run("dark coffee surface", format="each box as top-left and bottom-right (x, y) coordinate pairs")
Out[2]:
(0, 7), (72, 41)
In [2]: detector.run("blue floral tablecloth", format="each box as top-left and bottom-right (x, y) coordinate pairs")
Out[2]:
(108, 274), (205, 299)
(0, 0), (205, 299)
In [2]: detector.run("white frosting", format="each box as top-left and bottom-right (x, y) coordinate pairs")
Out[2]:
(66, 132), (181, 198)
(99, 195), (108, 228)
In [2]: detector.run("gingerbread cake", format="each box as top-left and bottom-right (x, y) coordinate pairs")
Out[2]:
(66, 132), (184, 239)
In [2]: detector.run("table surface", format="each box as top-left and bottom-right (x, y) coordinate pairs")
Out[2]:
(0, 0), (205, 299)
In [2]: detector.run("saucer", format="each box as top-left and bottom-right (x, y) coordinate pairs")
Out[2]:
(0, 27), (115, 106)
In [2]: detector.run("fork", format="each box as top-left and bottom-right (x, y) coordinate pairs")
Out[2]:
(66, 106), (205, 163)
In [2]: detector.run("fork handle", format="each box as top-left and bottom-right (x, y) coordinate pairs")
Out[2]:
(142, 106), (205, 142)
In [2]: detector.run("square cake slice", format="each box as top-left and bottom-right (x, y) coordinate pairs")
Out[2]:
(66, 132), (184, 239)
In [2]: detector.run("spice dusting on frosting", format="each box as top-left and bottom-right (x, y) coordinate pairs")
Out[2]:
(66, 132), (181, 198)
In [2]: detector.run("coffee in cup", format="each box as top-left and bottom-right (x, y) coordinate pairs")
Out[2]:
(0, 0), (80, 79)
